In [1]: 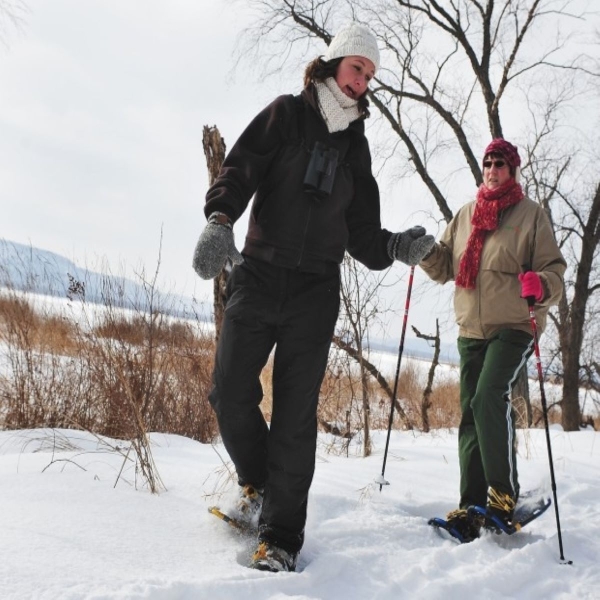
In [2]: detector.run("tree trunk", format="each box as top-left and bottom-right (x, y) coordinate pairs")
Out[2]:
(411, 321), (440, 433)
(562, 341), (583, 431)
(201, 125), (228, 342)
(359, 351), (372, 457)
(557, 183), (600, 430)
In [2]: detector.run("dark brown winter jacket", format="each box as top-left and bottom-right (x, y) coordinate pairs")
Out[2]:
(204, 86), (394, 273)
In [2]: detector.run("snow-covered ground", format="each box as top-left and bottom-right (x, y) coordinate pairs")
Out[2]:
(0, 427), (598, 599)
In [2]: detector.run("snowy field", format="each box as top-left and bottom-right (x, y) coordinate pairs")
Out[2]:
(0, 427), (598, 600)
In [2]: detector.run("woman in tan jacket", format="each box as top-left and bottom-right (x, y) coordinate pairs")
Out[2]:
(420, 138), (566, 542)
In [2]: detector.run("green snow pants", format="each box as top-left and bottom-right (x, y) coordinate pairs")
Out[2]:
(457, 329), (533, 508)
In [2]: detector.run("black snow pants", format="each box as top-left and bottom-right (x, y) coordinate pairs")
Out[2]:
(208, 256), (340, 554)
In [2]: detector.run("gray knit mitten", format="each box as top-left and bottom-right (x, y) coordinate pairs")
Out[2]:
(387, 226), (436, 266)
(192, 212), (243, 280)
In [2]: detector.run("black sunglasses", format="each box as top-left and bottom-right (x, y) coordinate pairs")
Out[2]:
(483, 160), (506, 169)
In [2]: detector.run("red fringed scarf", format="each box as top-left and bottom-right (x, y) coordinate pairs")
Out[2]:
(455, 180), (524, 289)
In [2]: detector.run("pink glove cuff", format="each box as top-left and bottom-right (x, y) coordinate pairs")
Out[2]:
(518, 272), (544, 302)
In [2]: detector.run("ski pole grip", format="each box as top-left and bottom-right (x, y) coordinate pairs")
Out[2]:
(521, 263), (536, 308)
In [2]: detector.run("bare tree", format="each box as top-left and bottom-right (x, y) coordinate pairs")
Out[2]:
(551, 180), (600, 429)
(333, 255), (397, 456)
(522, 61), (600, 430)
(412, 320), (440, 433)
(236, 0), (599, 430)
(331, 333), (413, 430)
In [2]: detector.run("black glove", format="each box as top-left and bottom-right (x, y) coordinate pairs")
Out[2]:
(387, 226), (436, 266)
(192, 212), (243, 280)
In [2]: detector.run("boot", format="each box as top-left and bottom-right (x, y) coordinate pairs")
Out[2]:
(486, 487), (517, 527)
(445, 508), (484, 543)
(231, 484), (263, 528)
(250, 541), (298, 572)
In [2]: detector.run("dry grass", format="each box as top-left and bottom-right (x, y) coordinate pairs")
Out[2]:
(315, 356), (462, 456)
(0, 287), (218, 448)
(0, 295), (78, 354)
(0, 279), (594, 466)
(424, 376), (462, 429)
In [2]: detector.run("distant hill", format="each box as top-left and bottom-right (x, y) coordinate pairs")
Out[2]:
(366, 336), (459, 366)
(0, 239), (212, 321)
(0, 239), (459, 364)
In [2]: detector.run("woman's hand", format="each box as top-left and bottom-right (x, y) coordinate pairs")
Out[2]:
(192, 212), (243, 280)
(387, 226), (436, 266)
(518, 271), (544, 302)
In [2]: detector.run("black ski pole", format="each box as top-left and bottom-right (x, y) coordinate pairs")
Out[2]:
(376, 265), (415, 491)
(522, 265), (572, 564)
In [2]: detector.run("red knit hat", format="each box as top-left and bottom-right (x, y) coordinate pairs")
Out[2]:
(483, 139), (521, 169)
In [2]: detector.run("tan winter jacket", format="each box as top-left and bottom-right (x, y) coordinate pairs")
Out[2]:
(420, 197), (566, 339)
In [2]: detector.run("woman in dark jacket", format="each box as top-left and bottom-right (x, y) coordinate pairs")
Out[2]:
(193, 23), (434, 572)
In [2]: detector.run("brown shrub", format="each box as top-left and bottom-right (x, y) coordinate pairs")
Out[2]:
(0, 289), (220, 443)
(0, 295), (37, 328)
(0, 295), (78, 354)
(425, 377), (461, 429)
(316, 357), (462, 438)
(7, 284), (582, 453)
(93, 315), (147, 346)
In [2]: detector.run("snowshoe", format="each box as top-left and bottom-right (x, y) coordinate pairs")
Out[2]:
(430, 490), (551, 542)
(208, 483), (263, 534)
(250, 541), (298, 573)
(468, 491), (551, 535)
(428, 507), (483, 543)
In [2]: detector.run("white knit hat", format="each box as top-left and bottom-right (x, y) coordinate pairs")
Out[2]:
(324, 23), (380, 72)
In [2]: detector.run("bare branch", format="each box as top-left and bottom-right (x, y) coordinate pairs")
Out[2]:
(0, 0), (28, 47)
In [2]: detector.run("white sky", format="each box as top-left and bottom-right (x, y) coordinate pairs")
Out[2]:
(9, 1), (595, 349)
(1, 426), (598, 598)
(0, 1), (273, 297)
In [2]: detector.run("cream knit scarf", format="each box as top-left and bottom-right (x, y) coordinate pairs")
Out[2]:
(314, 77), (361, 133)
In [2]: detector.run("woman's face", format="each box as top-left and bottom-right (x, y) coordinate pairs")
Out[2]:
(483, 154), (512, 190)
(335, 56), (376, 100)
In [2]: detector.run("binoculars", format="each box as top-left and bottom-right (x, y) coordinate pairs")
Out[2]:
(303, 142), (339, 200)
